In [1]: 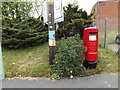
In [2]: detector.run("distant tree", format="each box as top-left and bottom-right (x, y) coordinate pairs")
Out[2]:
(2, 2), (32, 22)
(56, 4), (93, 39)
(2, 2), (48, 49)
(30, 0), (43, 18)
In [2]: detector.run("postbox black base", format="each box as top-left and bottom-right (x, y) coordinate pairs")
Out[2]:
(83, 60), (97, 69)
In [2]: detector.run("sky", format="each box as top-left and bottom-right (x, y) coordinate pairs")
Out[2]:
(31, 0), (120, 18)
(62, 0), (99, 15)
(40, 0), (99, 22)
(62, 0), (120, 14)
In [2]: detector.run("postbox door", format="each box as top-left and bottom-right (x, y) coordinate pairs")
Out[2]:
(88, 32), (98, 52)
(86, 31), (98, 61)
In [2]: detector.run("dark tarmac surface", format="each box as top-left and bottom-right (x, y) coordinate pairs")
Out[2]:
(2, 74), (118, 88)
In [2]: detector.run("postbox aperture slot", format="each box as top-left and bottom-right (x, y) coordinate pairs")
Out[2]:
(89, 32), (97, 34)
(89, 35), (96, 41)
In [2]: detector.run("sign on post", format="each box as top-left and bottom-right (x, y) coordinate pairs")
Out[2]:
(42, 0), (48, 23)
(49, 31), (56, 46)
(54, 0), (64, 23)
(42, 0), (64, 23)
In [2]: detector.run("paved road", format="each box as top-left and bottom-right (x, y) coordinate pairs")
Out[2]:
(2, 74), (118, 88)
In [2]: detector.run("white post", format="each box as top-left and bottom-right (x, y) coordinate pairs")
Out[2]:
(0, 1), (4, 80)
(0, 42), (4, 80)
(104, 17), (107, 48)
(0, 17), (4, 89)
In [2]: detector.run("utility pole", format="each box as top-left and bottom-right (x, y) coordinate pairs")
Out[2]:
(48, 0), (56, 65)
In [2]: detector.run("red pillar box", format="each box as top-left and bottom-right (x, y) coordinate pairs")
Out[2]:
(83, 27), (98, 69)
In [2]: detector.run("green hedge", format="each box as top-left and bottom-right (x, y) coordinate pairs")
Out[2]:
(52, 34), (85, 78)
(2, 17), (48, 49)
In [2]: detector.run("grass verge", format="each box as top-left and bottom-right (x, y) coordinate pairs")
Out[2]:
(99, 30), (118, 45)
(2, 42), (51, 78)
(2, 43), (118, 78)
(81, 46), (118, 77)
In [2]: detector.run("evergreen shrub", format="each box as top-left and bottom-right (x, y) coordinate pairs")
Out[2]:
(2, 17), (48, 49)
(52, 34), (85, 78)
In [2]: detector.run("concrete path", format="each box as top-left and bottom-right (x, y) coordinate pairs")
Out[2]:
(107, 44), (119, 52)
(2, 74), (118, 88)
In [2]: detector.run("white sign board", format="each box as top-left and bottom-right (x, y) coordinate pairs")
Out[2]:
(42, 0), (48, 23)
(89, 35), (96, 41)
(54, 0), (64, 23)
(42, 0), (64, 23)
